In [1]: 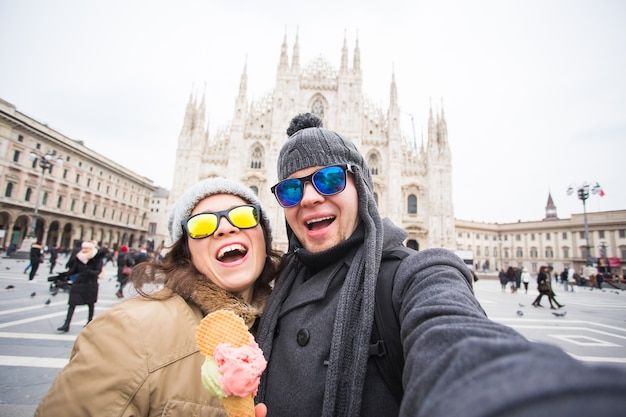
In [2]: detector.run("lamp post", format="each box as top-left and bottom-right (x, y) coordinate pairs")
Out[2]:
(27, 150), (63, 240)
(567, 182), (602, 266)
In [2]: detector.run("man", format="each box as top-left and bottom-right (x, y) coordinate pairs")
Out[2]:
(49, 245), (59, 274)
(28, 242), (43, 281)
(255, 113), (626, 417)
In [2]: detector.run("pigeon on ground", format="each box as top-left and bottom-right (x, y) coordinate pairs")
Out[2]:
(44, 298), (51, 305)
(30, 292), (36, 297)
(518, 303), (525, 307)
(552, 311), (567, 317)
(5, 285), (15, 290)
(5, 267), (9, 270)
(516, 310), (524, 316)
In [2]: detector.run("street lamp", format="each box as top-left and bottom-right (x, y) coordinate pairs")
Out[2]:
(566, 182), (602, 266)
(27, 150), (63, 239)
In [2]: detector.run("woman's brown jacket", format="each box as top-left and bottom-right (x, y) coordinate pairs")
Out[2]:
(35, 286), (265, 417)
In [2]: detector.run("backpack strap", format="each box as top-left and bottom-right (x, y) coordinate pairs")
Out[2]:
(369, 245), (414, 404)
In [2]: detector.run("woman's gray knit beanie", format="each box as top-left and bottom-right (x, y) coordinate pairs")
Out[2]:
(168, 177), (271, 243)
(275, 113), (384, 416)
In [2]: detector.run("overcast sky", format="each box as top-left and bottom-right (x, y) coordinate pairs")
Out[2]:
(1, 0), (624, 223)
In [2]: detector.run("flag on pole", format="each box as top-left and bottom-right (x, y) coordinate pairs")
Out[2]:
(593, 182), (605, 197)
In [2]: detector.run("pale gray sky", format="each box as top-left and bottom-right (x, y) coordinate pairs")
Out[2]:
(1, 0), (624, 223)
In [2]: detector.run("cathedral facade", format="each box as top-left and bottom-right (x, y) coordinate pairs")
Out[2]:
(170, 34), (455, 252)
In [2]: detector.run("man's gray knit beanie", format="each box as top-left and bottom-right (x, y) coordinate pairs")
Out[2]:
(278, 113), (373, 190)
(168, 177), (270, 243)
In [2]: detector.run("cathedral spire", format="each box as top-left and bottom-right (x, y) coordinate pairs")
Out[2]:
(198, 85), (206, 129)
(389, 65), (398, 109)
(292, 28), (300, 70)
(437, 98), (448, 145)
(353, 31), (361, 72)
(428, 97), (435, 145)
(278, 30), (289, 71)
(180, 90), (196, 137)
(238, 56), (248, 99)
(340, 29), (348, 74)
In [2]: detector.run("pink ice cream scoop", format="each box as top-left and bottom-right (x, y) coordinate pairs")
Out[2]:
(213, 339), (267, 397)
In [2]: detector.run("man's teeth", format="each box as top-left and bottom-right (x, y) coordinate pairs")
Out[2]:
(217, 244), (247, 260)
(306, 216), (334, 230)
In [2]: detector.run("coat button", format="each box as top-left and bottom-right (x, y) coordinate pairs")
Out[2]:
(296, 329), (310, 346)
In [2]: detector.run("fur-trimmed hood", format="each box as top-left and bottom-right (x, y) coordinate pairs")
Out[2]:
(188, 277), (271, 329)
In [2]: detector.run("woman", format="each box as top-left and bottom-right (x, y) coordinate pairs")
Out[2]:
(36, 178), (282, 417)
(532, 265), (564, 309)
(56, 240), (103, 332)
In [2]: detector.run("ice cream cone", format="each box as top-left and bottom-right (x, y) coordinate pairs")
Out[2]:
(222, 393), (254, 417)
(196, 310), (265, 417)
(196, 310), (250, 355)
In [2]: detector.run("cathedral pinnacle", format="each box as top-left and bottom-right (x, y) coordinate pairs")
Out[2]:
(340, 29), (348, 73)
(292, 29), (300, 70)
(279, 31), (289, 71)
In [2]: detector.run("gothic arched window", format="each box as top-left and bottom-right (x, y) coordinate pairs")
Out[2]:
(311, 98), (325, 120)
(250, 146), (263, 169)
(407, 194), (417, 214)
(368, 153), (380, 176)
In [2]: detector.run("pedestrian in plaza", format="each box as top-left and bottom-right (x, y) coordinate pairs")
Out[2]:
(498, 267), (507, 292)
(597, 271), (605, 289)
(35, 177), (281, 417)
(567, 267), (577, 292)
(115, 245), (134, 298)
(514, 266), (521, 290)
(254, 113), (626, 417)
(521, 266), (531, 294)
(28, 242), (43, 281)
(505, 265), (517, 293)
(532, 265), (564, 309)
(48, 245), (59, 274)
(55, 240), (104, 332)
(134, 247), (149, 264)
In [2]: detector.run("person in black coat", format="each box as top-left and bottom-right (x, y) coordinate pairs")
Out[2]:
(115, 246), (134, 298)
(532, 265), (564, 309)
(28, 243), (43, 281)
(48, 246), (59, 274)
(57, 240), (104, 332)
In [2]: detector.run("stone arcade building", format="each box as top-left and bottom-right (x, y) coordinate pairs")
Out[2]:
(0, 98), (155, 253)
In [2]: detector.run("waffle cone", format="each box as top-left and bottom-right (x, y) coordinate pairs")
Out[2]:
(222, 393), (254, 417)
(196, 310), (251, 356)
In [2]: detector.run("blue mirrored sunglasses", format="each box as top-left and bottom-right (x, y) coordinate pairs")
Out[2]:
(270, 164), (353, 208)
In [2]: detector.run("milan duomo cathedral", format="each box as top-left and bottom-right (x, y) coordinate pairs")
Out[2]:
(169, 33), (455, 252)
